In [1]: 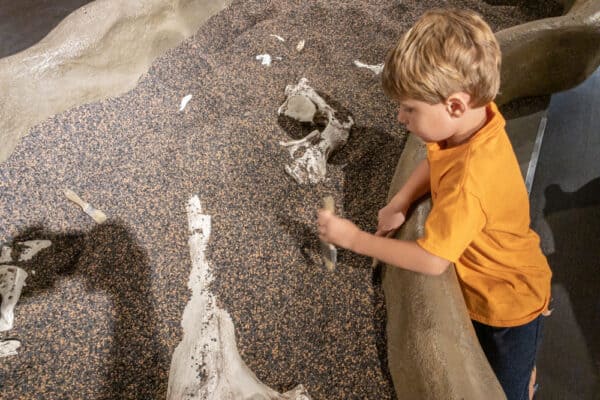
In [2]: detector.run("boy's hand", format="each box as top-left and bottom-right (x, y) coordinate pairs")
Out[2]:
(317, 210), (361, 250)
(375, 204), (406, 236)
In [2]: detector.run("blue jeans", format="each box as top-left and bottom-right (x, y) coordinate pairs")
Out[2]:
(472, 314), (544, 400)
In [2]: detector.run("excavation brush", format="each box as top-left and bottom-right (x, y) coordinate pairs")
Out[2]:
(320, 196), (337, 271)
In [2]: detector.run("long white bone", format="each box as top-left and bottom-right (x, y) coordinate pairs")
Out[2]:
(279, 78), (354, 184)
(0, 265), (28, 332)
(167, 195), (311, 400)
(17, 240), (52, 261)
(0, 339), (21, 358)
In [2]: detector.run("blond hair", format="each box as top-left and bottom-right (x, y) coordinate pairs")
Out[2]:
(382, 8), (501, 107)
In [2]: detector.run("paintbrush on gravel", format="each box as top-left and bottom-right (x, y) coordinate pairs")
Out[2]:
(321, 196), (337, 271)
(63, 188), (107, 224)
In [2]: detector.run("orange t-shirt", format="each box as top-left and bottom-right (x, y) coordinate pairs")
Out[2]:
(416, 102), (552, 327)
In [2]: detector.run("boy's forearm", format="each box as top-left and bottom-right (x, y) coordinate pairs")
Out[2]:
(351, 229), (449, 276)
(389, 158), (430, 211)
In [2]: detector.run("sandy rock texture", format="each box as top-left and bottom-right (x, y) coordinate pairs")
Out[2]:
(0, 0), (232, 163)
(0, 0), (576, 399)
(496, 0), (600, 104)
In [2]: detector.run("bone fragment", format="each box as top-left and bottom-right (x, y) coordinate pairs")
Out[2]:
(0, 246), (12, 263)
(282, 95), (317, 122)
(0, 339), (21, 358)
(179, 94), (192, 112)
(256, 54), (272, 66)
(167, 195), (311, 400)
(270, 34), (285, 42)
(17, 240), (52, 261)
(278, 78), (353, 184)
(296, 40), (305, 52)
(0, 265), (28, 332)
(353, 60), (384, 75)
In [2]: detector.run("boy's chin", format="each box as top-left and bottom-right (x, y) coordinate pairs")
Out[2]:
(412, 132), (431, 142)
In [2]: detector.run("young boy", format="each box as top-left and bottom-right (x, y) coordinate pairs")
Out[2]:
(317, 8), (551, 400)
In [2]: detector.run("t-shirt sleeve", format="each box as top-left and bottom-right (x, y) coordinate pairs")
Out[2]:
(417, 188), (485, 263)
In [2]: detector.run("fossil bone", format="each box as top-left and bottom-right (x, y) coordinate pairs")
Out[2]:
(0, 246), (12, 264)
(0, 339), (21, 358)
(353, 60), (384, 75)
(17, 240), (52, 261)
(167, 195), (311, 400)
(179, 94), (193, 112)
(256, 54), (273, 66)
(270, 34), (285, 42)
(0, 265), (28, 332)
(279, 78), (354, 184)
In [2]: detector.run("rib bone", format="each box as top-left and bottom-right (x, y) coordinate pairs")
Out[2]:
(279, 78), (353, 185)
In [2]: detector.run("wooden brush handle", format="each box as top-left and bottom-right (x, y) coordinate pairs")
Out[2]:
(323, 196), (335, 214)
(63, 189), (88, 209)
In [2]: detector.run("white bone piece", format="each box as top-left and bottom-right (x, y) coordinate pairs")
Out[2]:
(0, 246), (12, 263)
(0, 339), (21, 358)
(167, 196), (311, 400)
(296, 40), (305, 52)
(179, 94), (192, 112)
(270, 34), (285, 42)
(353, 60), (384, 75)
(0, 265), (28, 332)
(283, 94), (317, 122)
(17, 240), (51, 261)
(256, 54), (272, 66)
(278, 78), (354, 184)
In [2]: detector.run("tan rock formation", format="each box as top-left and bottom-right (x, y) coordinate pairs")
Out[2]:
(496, 0), (600, 104)
(0, 0), (232, 162)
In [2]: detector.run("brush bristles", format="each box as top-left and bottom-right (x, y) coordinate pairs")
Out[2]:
(325, 259), (335, 271)
(90, 210), (107, 224)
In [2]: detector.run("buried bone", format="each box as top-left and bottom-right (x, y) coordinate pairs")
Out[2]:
(167, 196), (311, 400)
(0, 246), (12, 263)
(0, 265), (28, 332)
(17, 240), (52, 261)
(279, 78), (353, 184)
(0, 339), (21, 358)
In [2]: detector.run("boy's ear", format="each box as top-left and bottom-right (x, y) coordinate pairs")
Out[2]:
(444, 93), (470, 118)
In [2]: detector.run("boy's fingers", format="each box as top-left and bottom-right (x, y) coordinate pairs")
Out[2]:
(318, 209), (333, 220)
(374, 229), (387, 237)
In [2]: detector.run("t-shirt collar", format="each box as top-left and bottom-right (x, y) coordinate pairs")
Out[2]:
(426, 102), (505, 155)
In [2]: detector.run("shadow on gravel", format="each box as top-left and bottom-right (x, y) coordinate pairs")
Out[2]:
(5, 222), (168, 399)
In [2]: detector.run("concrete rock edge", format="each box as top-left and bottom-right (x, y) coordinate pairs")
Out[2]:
(0, 0), (232, 162)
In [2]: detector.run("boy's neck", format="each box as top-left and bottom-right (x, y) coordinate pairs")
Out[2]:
(444, 106), (489, 148)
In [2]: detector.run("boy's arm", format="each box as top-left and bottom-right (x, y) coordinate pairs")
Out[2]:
(353, 230), (450, 275)
(318, 211), (450, 276)
(376, 158), (431, 235)
(388, 158), (430, 213)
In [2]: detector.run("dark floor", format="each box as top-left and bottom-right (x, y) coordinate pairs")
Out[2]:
(0, 0), (94, 58)
(530, 67), (600, 399)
